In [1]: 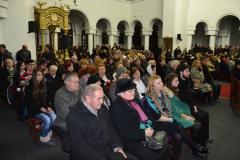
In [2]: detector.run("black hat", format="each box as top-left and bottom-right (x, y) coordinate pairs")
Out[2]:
(87, 74), (100, 85)
(115, 78), (136, 94)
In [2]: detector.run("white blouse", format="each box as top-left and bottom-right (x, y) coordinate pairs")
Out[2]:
(133, 79), (146, 99)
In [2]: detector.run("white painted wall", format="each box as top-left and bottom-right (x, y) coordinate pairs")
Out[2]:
(188, 0), (240, 28)
(1, 0), (36, 60)
(0, 21), (2, 43)
(1, 0), (240, 58)
(0, 0), (8, 18)
(131, 0), (163, 30)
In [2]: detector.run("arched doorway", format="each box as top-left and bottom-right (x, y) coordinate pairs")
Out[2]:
(117, 21), (129, 48)
(192, 22), (209, 48)
(96, 18), (111, 45)
(149, 19), (163, 57)
(133, 21), (143, 50)
(216, 15), (240, 47)
(69, 10), (89, 49)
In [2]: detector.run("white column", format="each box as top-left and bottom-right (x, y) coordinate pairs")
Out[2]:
(54, 32), (58, 51)
(127, 36), (132, 49)
(86, 28), (96, 55)
(142, 31), (152, 51)
(207, 29), (218, 52)
(144, 35), (150, 50)
(126, 34), (133, 50)
(88, 33), (94, 54)
(187, 34), (193, 51)
(108, 29), (118, 47)
(209, 35), (216, 51)
(108, 34), (114, 48)
(186, 29), (195, 51)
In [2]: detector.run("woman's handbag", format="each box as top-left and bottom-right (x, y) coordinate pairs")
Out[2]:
(143, 131), (167, 150)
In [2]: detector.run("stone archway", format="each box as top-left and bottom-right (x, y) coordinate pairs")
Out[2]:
(192, 22), (209, 48)
(132, 21), (143, 49)
(117, 21), (130, 48)
(216, 15), (240, 47)
(69, 10), (90, 49)
(96, 18), (111, 45)
(149, 19), (163, 53)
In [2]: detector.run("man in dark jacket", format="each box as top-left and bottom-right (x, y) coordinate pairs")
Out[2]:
(177, 63), (212, 146)
(0, 44), (12, 69)
(16, 44), (31, 62)
(66, 84), (137, 160)
(41, 44), (57, 64)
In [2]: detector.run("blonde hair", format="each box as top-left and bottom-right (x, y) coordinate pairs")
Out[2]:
(146, 75), (162, 96)
(191, 59), (201, 68)
(146, 75), (166, 114)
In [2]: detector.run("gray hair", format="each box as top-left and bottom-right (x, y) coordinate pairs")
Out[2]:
(64, 72), (78, 83)
(81, 84), (103, 102)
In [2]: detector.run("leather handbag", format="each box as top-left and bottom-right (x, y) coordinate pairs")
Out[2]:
(143, 131), (167, 150)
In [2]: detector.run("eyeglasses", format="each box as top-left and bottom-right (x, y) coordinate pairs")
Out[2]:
(127, 88), (135, 93)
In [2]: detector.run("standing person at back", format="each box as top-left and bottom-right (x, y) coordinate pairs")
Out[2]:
(16, 44), (31, 62)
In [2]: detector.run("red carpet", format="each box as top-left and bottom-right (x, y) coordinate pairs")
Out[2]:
(220, 83), (231, 98)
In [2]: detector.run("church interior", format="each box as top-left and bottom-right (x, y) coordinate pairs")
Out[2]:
(0, 0), (240, 160)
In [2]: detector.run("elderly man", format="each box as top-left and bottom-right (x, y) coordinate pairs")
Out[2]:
(54, 72), (81, 152)
(45, 64), (63, 108)
(66, 84), (137, 160)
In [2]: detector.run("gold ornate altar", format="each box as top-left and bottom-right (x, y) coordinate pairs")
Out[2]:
(34, 1), (70, 63)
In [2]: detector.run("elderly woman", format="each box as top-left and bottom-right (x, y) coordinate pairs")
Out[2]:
(191, 59), (214, 104)
(110, 78), (171, 160)
(143, 75), (208, 159)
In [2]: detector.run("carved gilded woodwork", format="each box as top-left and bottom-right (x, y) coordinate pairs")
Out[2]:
(34, 5), (70, 34)
(35, 2), (70, 61)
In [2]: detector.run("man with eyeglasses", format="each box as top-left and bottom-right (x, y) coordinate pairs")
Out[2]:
(54, 72), (81, 153)
(66, 84), (138, 160)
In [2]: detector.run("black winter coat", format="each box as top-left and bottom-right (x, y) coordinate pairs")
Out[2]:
(66, 101), (122, 160)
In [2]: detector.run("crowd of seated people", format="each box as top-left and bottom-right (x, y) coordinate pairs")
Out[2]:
(2, 42), (240, 160)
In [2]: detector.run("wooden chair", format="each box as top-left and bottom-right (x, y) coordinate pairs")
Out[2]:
(230, 79), (240, 112)
(27, 118), (42, 143)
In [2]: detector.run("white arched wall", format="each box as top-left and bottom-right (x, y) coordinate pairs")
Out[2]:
(192, 22), (209, 47)
(117, 20), (130, 48)
(96, 18), (112, 46)
(69, 9), (90, 46)
(131, 20), (144, 49)
(216, 15), (240, 47)
(131, 0), (163, 31)
(187, 0), (240, 50)
(149, 18), (163, 48)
